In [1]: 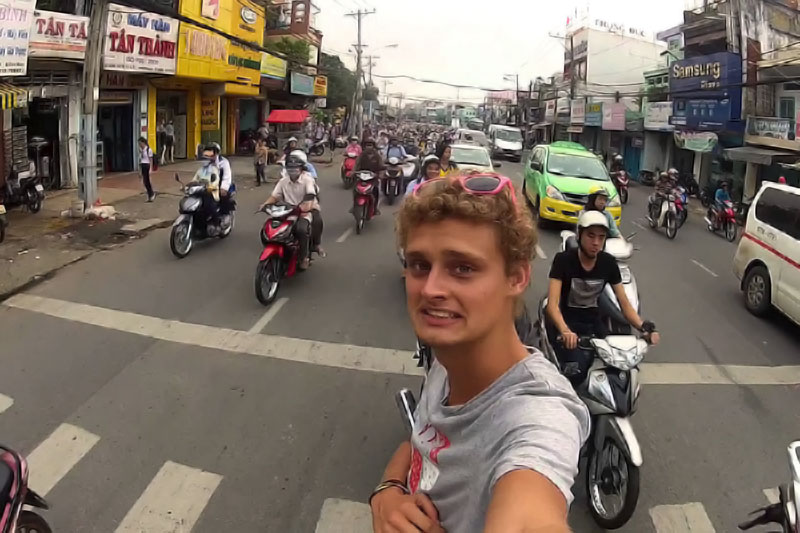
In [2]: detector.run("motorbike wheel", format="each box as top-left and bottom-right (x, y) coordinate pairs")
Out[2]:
(386, 188), (396, 206)
(219, 212), (235, 239)
(725, 220), (737, 242)
(169, 221), (193, 258)
(665, 212), (678, 240)
(15, 510), (53, 533)
(647, 204), (658, 229)
(354, 204), (365, 235)
(677, 209), (687, 228)
(700, 193), (711, 208)
(311, 145), (324, 157)
(0, 220), (5, 244)
(27, 190), (42, 214)
(255, 257), (281, 306)
(586, 439), (640, 530)
(619, 188), (628, 205)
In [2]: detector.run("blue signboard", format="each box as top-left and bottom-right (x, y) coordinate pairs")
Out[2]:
(584, 102), (602, 127)
(669, 52), (742, 130)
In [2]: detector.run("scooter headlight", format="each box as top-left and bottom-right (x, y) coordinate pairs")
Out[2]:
(591, 337), (648, 371)
(619, 264), (631, 284)
(608, 194), (621, 207)
(179, 196), (202, 212)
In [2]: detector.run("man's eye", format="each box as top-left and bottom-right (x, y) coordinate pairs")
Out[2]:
(453, 264), (474, 275)
(408, 260), (430, 273)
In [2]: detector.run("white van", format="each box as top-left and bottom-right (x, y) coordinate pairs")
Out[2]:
(488, 125), (523, 162)
(733, 182), (800, 324)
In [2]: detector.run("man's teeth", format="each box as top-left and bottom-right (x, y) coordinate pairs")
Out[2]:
(427, 310), (456, 318)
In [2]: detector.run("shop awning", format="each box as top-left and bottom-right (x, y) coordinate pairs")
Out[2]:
(724, 146), (799, 165)
(0, 84), (27, 109)
(267, 109), (309, 124)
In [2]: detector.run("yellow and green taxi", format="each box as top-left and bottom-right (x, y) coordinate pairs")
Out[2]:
(523, 141), (621, 227)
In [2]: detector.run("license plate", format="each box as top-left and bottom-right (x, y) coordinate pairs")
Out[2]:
(0, 205), (5, 214)
(34, 184), (44, 192)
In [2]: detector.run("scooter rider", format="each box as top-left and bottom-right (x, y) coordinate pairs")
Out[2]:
(547, 211), (659, 385)
(354, 137), (384, 215)
(288, 149), (325, 256)
(583, 187), (620, 238)
(346, 135), (362, 157)
(405, 155), (441, 196)
(202, 143), (234, 223)
(610, 153), (624, 173)
(259, 156), (318, 270)
(386, 136), (408, 160)
(649, 170), (677, 222)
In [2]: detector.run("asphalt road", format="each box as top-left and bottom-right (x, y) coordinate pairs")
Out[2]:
(0, 154), (799, 532)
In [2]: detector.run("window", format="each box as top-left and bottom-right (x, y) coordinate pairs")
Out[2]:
(779, 97), (796, 120)
(755, 187), (800, 239)
(546, 153), (610, 181)
(784, 82), (800, 91)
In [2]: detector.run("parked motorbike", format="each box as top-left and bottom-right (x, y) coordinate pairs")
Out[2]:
(739, 441), (800, 532)
(353, 170), (378, 235)
(170, 172), (235, 259)
(308, 137), (326, 157)
(255, 202), (306, 305)
(638, 169), (655, 186)
(647, 193), (679, 239)
(678, 172), (700, 197)
(705, 199), (738, 242)
(675, 186), (688, 228)
(0, 202), (6, 244)
(613, 170), (629, 204)
(334, 135), (347, 149)
(560, 231), (640, 334)
(0, 444), (52, 533)
(537, 302), (647, 530)
(383, 157), (404, 206)
(341, 151), (358, 189)
(3, 169), (44, 214)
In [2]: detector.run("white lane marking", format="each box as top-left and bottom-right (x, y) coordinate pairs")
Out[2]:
(26, 423), (100, 496)
(248, 297), (289, 335)
(336, 228), (353, 243)
(0, 393), (12, 414)
(115, 461), (222, 533)
(691, 259), (719, 278)
(632, 220), (647, 230)
(535, 244), (547, 260)
(8, 294), (800, 385)
(764, 487), (780, 504)
(315, 498), (372, 533)
(650, 502), (716, 532)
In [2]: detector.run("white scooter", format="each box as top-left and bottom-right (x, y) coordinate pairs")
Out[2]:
(560, 230), (640, 334)
(537, 298), (648, 529)
(739, 441), (800, 531)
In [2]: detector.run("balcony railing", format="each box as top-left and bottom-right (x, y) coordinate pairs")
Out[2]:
(745, 116), (800, 151)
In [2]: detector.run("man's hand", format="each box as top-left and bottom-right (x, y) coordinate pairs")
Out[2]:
(371, 489), (445, 533)
(220, 189), (228, 197)
(646, 331), (660, 345)
(560, 330), (578, 350)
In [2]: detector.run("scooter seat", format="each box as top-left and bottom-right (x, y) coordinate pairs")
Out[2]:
(565, 236), (579, 251)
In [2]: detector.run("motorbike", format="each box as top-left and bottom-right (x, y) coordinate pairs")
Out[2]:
(2, 169), (45, 214)
(537, 302), (647, 530)
(739, 441), (800, 532)
(560, 231), (640, 334)
(0, 202), (6, 244)
(613, 170), (629, 205)
(334, 135), (347, 149)
(170, 172), (236, 259)
(308, 137), (326, 157)
(383, 157), (404, 206)
(0, 444), (52, 533)
(401, 155), (419, 190)
(647, 193), (679, 239)
(705, 199), (738, 242)
(255, 202), (306, 305)
(678, 172), (700, 197)
(341, 151), (358, 189)
(638, 169), (655, 186)
(675, 186), (688, 228)
(352, 170), (378, 235)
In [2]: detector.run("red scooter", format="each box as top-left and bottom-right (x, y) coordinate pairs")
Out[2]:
(705, 200), (738, 242)
(255, 202), (307, 305)
(353, 170), (378, 235)
(0, 445), (51, 533)
(341, 151), (358, 189)
(614, 170), (630, 204)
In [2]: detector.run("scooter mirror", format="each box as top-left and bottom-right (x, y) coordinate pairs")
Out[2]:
(395, 388), (417, 435)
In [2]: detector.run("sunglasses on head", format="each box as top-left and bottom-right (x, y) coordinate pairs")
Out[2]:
(413, 173), (518, 206)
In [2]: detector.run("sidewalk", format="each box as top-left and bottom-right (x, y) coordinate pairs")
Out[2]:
(0, 157), (271, 299)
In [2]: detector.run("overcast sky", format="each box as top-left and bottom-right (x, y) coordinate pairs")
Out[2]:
(316, 0), (689, 106)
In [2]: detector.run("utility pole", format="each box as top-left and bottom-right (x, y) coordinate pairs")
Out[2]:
(569, 34), (576, 100)
(80, 0), (107, 208)
(345, 9), (375, 139)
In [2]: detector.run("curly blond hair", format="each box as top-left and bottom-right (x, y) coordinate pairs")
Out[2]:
(396, 176), (538, 273)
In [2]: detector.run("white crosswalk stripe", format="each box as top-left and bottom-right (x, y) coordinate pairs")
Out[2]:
(650, 502), (716, 532)
(764, 487), (780, 504)
(315, 498), (372, 533)
(26, 423), (100, 497)
(114, 460), (222, 533)
(0, 393), (12, 414)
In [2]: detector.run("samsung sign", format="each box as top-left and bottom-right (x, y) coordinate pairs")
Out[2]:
(669, 52), (742, 131)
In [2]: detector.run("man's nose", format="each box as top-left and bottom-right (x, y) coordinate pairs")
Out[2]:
(420, 265), (449, 299)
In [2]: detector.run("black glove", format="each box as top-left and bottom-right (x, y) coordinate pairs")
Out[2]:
(641, 320), (656, 334)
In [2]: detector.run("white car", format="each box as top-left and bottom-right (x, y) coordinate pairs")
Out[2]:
(488, 124), (523, 162)
(450, 144), (498, 174)
(455, 128), (490, 149)
(733, 182), (800, 325)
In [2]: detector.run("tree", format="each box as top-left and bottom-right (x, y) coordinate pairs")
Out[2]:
(265, 37), (311, 68)
(364, 84), (379, 102)
(320, 53), (357, 112)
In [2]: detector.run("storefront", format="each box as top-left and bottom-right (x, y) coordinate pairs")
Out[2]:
(102, 3), (179, 171)
(669, 52), (744, 187)
(641, 102), (673, 176)
(600, 102), (626, 162)
(580, 102), (602, 151)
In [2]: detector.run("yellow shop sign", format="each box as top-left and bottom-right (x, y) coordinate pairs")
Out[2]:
(260, 52), (287, 80)
(201, 97), (219, 130)
(313, 75), (328, 97)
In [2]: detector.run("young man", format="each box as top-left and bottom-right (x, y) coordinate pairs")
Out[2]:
(371, 174), (590, 533)
(547, 210), (659, 384)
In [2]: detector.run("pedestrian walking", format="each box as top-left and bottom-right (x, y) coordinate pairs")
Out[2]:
(164, 120), (175, 164)
(254, 139), (268, 186)
(138, 137), (156, 202)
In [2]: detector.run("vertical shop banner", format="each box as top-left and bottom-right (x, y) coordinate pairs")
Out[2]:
(29, 10), (89, 60)
(602, 102), (626, 131)
(201, 97), (219, 131)
(290, 71), (315, 96)
(104, 4), (179, 75)
(313, 75), (328, 97)
(0, 0), (36, 76)
(201, 0), (220, 20)
(570, 99), (585, 125)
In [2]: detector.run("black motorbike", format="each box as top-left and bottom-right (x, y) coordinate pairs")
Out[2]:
(3, 169), (45, 214)
(170, 173), (236, 258)
(383, 157), (404, 206)
(677, 172), (700, 197)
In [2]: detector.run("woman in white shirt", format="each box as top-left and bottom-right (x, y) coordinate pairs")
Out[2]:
(138, 137), (155, 202)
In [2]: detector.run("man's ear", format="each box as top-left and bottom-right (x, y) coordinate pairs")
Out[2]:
(508, 260), (531, 297)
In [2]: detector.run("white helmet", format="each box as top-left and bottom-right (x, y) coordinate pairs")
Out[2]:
(290, 149), (308, 163)
(287, 136), (298, 143)
(387, 156), (400, 166)
(577, 210), (610, 232)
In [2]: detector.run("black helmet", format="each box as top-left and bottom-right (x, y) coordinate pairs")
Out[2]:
(285, 156), (304, 169)
(204, 142), (221, 155)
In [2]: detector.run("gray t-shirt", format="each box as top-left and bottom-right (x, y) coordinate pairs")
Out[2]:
(408, 349), (590, 533)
